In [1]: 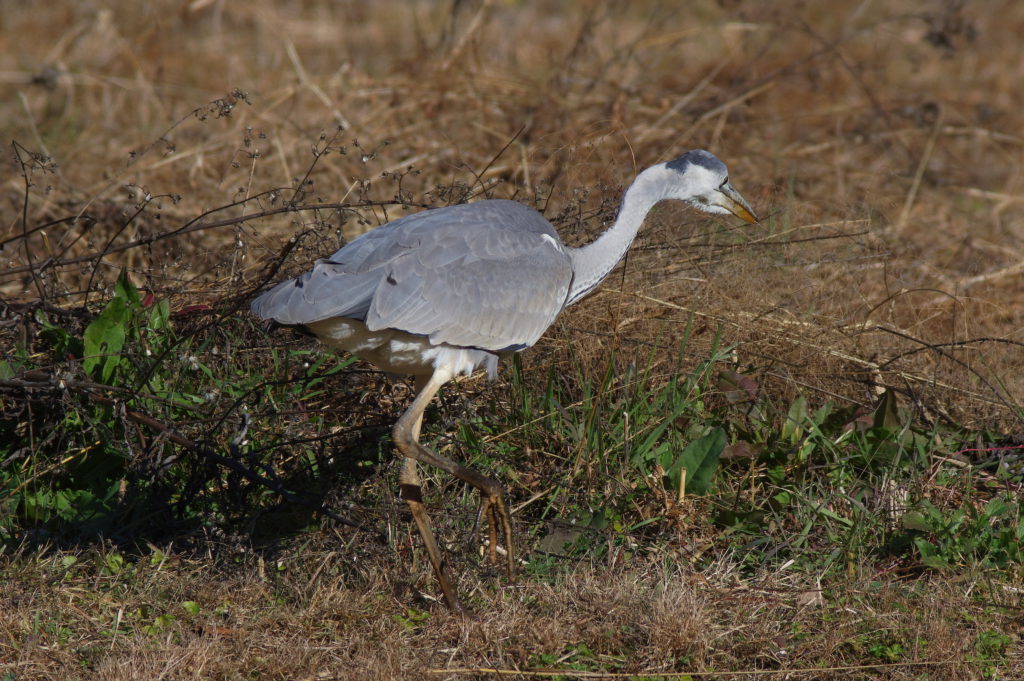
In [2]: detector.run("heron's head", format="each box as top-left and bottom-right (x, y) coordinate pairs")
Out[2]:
(660, 149), (758, 223)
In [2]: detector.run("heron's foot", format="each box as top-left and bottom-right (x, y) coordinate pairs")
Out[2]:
(400, 485), (465, 613)
(473, 493), (515, 579)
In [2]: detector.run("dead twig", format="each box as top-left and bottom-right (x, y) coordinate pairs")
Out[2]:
(1, 370), (378, 536)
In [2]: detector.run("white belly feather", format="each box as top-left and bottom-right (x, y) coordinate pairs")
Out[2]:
(305, 317), (499, 379)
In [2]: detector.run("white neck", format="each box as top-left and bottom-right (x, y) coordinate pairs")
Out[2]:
(564, 165), (672, 307)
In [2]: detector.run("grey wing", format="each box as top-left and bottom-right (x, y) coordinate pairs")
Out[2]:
(249, 262), (381, 324)
(250, 205), (456, 324)
(366, 236), (572, 351)
(251, 200), (573, 351)
(365, 201), (573, 350)
(250, 225), (405, 324)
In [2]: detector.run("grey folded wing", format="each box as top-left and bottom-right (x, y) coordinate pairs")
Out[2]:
(250, 200), (574, 352)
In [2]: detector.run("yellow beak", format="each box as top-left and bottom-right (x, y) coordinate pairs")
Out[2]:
(718, 182), (758, 224)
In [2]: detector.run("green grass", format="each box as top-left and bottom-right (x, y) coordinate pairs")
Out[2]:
(3, 272), (1022, 587)
(2, 269), (1019, 680)
(1, 270), (370, 545)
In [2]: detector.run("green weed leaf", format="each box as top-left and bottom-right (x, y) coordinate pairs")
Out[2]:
(782, 396), (808, 443)
(114, 268), (141, 308)
(669, 427), (726, 495)
(901, 510), (931, 532)
(872, 388), (902, 431)
(83, 297), (129, 382)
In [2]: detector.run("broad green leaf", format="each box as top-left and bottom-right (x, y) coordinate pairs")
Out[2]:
(114, 268), (140, 309)
(148, 298), (171, 332)
(901, 510), (931, 532)
(872, 388), (901, 431)
(782, 395), (808, 443)
(83, 297), (129, 381)
(914, 538), (950, 569)
(669, 427), (726, 495)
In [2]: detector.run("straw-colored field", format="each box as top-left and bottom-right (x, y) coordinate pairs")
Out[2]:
(2, 1), (1022, 679)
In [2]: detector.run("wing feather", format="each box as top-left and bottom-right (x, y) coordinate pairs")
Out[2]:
(251, 200), (573, 351)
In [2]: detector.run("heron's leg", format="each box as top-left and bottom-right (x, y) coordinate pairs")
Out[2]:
(396, 406), (514, 578)
(399, 455), (463, 612)
(397, 374), (462, 613)
(393, 370), (516, 599)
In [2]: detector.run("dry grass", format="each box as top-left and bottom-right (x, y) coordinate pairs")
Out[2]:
(2, 541), (1018, 680)
(4, 0), (1023, 427)
(3, 0), (1024, 678)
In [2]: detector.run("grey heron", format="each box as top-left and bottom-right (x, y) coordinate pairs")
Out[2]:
(251, 149), (757, 612)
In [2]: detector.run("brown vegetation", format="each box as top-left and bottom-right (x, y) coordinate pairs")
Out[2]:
(2, 542), (1013, 680)
(5, 0), (1024, 427)
(2, 0), (1023, 678)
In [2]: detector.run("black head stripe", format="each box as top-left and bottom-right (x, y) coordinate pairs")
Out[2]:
(666, 149), (726, 175)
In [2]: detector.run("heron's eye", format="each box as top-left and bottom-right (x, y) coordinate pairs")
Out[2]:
(720, 177), (730, 188)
